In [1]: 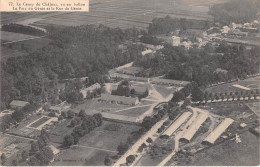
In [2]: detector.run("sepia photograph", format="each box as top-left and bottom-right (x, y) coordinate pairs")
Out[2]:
(0, 0), (259, 166)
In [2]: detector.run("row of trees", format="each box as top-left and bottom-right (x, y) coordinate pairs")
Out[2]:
(193, 89), (260, 102)
(63, 111), (103, 147)
(2, 23), (46, 36)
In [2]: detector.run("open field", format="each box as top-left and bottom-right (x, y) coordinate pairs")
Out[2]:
(1, 0), (230, 30)
(53, 146), (111, 166)
(53, 120), (139, 166)
(153, 85), (177, 98)
(114, 105), (152, 117)
(182, 130), (260, 166)
(206, 77), (260, 94)
(198, 102), (257, 120)
(79, 120), (139, 151)
(0, 31), (36, 42)
(49, 119), (74, 144)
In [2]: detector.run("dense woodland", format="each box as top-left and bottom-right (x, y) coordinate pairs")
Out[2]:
(1, 3), (260, 110)
(148, 16), (211, 35)
(1, 24), (46, 36)
(209, 0), (260, 25)
(135, 43), (260, 86)
(1, 25), (142, 109)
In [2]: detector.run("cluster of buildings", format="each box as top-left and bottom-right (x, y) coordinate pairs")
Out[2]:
(9, 100), (29, 110)
(49, 101), (71, 116)
(80, 83), (101, 98)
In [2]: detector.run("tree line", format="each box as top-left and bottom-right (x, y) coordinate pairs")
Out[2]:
(148, 16), (211, 35)
(209, 0), (259, 25)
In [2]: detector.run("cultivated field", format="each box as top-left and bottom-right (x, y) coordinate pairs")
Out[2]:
(53, 120), (139, 166)
(78, 120), (139, 151)
(7, 114), (42, 138)
(1, 0), (229, 30)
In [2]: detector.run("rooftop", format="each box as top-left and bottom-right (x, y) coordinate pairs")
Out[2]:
(10, 100), (29, 107)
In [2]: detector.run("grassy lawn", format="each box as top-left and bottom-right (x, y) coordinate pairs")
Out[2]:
(198, 102), (256, 119)
(49, 119), (74, 144)
(153, 85), (177, 98)
(183, 131), (260, 166)
(115, 105), (152, 117)
(53, 146), (112, 166)
(78, 120), (140, 151)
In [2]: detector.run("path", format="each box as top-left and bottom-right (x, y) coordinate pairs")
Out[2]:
(73, 145), (117, 153)
(156, 108), (198, 166)
(114, 104), (154, 113)
(113, 116), (168, 166)
(2, 35), (47, 45)
(4, 133), (37, 141)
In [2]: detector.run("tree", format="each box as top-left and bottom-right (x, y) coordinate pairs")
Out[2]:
(28, 156), (40, 166)
(63, 135), (74, 147)
(126, 155), (135, 164)
(181, 99), (191, 108)
(172, 91), (185, 102)
(12, 159), (18, 166)
(31, 141), (39, 153)
(146, 137), (152, 143)
(11, 110), (24, 122)
(67, 110), (75, 119)
(93, 113), (103, 126)
(1, 153), (7, 165)
(78, 109), (87, 119)
(35, 146), (54, 165)
(104, 155), (112, 166)
(117, 142), (129, 155)
(191, 87), (204, 102)
(21, 150), (29, 161)
(73, 126), (85, 137)
(70, 119), (77, 127)
(58, 115), (64, 121)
